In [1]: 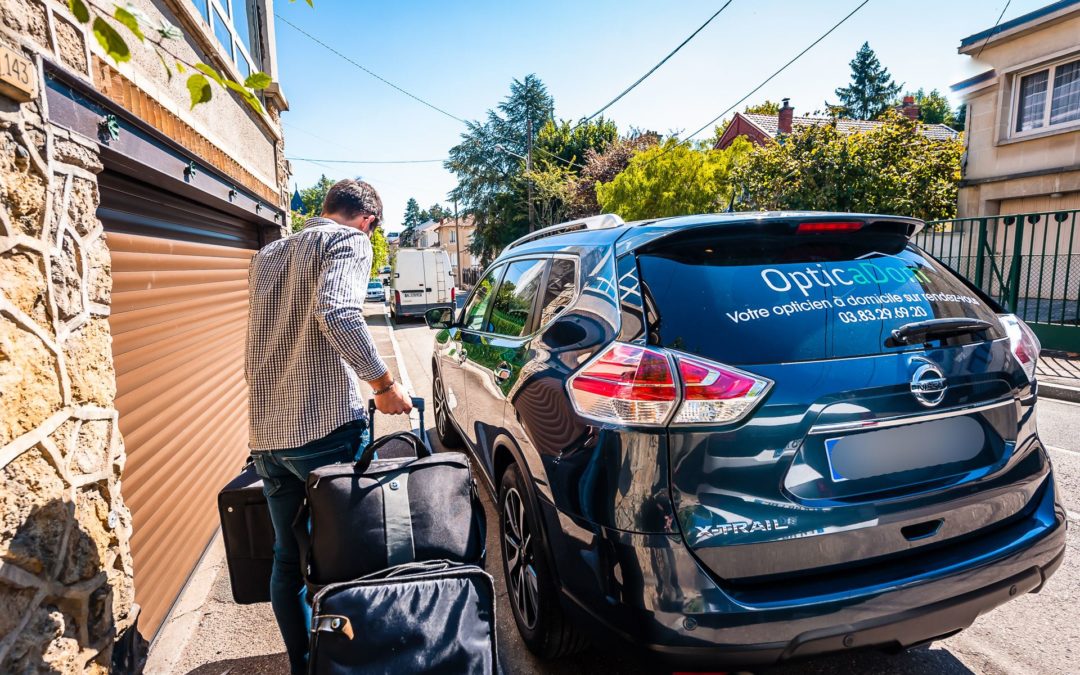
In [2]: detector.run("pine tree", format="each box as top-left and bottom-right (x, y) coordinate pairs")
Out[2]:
(833, 42), (902, 120)
(400, 198), (423, 247)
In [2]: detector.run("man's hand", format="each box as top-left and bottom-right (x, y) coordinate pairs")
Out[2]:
(373, 380), (412, 415)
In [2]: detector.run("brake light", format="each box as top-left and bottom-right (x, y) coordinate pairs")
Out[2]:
(797, 221), (863, 233)
(394, 290), (401, 306)
(568, 343), (677, 425)
(999, 314), (1040, 381)
(672, 354), (771, 424)
(451, 286), (456, 303)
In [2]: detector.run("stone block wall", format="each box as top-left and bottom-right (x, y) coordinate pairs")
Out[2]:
(0, 4), (135, 672)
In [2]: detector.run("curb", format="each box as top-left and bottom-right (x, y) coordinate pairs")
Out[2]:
(1040, 381), (1080, 404)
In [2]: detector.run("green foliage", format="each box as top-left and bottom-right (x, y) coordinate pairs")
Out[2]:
(446, 74), (554, 262)
(908, 88), (956, 127)
(954, 103), (967, 132)
(833, 42), (901, 120)
(527, 161), (576, 227)
(534, 117), (618, 168)
(565, 131), (660, 218)
(744, 100), (782, 115)
(370, 227), (388, 277)
(595, 137), (752, 220)
(92, 17), (131, 63)
(732, 111), (962, 221)
(68, 0), (291, 115)
(186, 74), (212, 108)
(299, 175), (335, 216)
(419, 203), (451, 223)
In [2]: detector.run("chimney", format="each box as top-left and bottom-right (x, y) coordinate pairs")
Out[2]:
(778, 98), (793, 135)
(901, 95), (920, 121)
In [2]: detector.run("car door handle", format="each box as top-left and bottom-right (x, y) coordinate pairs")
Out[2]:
(494, 363), (512, 382)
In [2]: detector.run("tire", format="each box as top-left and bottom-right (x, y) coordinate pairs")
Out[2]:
(432, 365), (463, 448)
(499, 463), (588, 658)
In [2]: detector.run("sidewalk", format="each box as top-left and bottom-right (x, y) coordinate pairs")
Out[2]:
(145, 302), (413, 675)
(1038, 351), (1080, 403)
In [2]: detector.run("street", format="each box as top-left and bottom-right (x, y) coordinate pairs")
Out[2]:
(386, 308), (1080, 675)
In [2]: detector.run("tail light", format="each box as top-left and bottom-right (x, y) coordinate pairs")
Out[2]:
(797, 221), (863, 233)
(567, 343), (772, 426)
(999, 314), (1040, 381)
(451, 286), (456, 303)
(672, 354), (771, 424)
(568, 344), (677, 425)
(394, 290), (401, 306)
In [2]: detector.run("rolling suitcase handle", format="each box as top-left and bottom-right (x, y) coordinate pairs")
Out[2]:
(366, 396), (425, 439)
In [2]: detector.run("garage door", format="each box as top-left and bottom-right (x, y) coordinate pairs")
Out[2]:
(98, 173), (260, 637)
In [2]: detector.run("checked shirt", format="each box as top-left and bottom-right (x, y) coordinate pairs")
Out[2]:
(246, 217), (388, 451)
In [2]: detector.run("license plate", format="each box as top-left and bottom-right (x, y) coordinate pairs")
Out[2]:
(403, 291), (422, 297)
(824, 416), (985, 482)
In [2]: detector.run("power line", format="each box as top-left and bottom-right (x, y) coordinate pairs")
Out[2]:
(684, 0), (872, 142)
(275, 13), (467, 124)
(580, 1), (735, 124)
(976, 1), (1012, 59)
(288, 156), (447, 164)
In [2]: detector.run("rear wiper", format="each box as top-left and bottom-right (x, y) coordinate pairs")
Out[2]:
(885, 318), (994, 347)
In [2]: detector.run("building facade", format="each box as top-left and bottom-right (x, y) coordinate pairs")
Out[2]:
(954, 0), (1080, 216)
(0, 1), (288, 670)
(412, 217), (476, 286)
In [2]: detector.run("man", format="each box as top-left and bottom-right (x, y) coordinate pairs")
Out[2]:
(245, 179), (411, 674)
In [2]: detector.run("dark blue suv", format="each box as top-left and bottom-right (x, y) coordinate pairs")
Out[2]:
(424, 212), (1065, 669)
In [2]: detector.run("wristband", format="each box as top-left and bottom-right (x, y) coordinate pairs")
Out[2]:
(372, 380), (396, 396)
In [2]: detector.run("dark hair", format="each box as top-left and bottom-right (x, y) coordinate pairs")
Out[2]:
(322, 179), (383, 226)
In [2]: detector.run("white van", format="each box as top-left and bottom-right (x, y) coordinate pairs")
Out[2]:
(390, 248), (456, 319)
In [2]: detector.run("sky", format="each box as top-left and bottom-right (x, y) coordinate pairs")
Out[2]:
(275, 0), (1046, 234)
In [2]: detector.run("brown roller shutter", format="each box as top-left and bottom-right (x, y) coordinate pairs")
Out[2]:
(99, 174), (259, 637)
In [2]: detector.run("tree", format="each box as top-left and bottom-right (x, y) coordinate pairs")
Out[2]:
(732, 111), (962, 221)
(420, 203), (451, 223)
(446, 75), (555, 262)
(289, 174), (335, 232)
(954, 103), (967, 132)
(565, 131), (660, 218)
(744, 100), (782, 115)
(370, 227), (388, 277)
(534, 117), (618, 168)
(400, 198), (423, 246)
(907, 88), (956, 127)
(595, 137), (752, 220)
(833, 42), (902, 120)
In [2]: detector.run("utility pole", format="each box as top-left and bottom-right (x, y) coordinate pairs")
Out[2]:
(526, 117), (535, 232)
(453, 197), (463, 289)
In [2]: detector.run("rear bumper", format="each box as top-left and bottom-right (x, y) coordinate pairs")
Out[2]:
(392, 300), (447, 317)
(544, 470), (1066, 669)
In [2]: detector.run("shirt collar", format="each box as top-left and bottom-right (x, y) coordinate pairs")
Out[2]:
(303, 216), (339, 229)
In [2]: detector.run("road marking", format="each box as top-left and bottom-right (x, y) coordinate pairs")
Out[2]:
(383, 306), (422, 436)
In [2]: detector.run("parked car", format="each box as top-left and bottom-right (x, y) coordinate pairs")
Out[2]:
(424, 212), (1065, 669)
(366, 280), (385, 303)
(391, 248), (455, 319)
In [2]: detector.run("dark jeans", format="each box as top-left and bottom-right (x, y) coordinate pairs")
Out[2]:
(251, 420), (370, 675)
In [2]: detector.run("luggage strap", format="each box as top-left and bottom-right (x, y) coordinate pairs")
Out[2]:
(312, 614), (354, 640)
(376, 469), (415, 567)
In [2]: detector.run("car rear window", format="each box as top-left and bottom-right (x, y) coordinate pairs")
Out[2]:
(637, 231), (1004, 366)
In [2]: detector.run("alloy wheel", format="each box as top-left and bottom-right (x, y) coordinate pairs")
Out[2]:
(502, 487), (539, 630)
(434, 375), (449, 438)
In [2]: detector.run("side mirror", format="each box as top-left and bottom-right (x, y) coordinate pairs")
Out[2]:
(424, 306), (455, 330)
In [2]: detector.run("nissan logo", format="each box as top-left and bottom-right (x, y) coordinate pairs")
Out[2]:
(911, 361), (947, 407)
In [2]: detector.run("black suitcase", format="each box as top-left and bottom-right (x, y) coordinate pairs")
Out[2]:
(295, 401), (486, 590)
(308, 560), (497, 675)
(217, 398), (422, 603)
(217, 464), (274, 604)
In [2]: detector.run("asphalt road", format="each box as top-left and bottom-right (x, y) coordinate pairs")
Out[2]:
(388, 312), (1080, 675)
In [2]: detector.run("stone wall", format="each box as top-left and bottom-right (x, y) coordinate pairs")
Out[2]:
(0, 3), (135, 672)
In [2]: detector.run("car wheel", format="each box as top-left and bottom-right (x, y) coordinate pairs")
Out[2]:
(432, 368), (463, 448)
(499, 463), (587, 658)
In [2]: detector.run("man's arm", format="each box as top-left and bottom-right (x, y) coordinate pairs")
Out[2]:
(315, 231), (412, 414)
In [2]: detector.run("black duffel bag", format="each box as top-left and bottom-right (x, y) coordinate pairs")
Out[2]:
(294, 425), (485, 589)
(309, 560), (497, 675)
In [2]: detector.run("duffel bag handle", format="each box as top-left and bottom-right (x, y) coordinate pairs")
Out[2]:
(354, 430), (432, 474)
(367, 396), (426, 439)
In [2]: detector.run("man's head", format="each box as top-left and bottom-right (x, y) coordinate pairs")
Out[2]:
(321, 179), (383, 234)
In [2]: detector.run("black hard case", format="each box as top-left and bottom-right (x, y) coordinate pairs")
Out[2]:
(217, 465), (274, 604)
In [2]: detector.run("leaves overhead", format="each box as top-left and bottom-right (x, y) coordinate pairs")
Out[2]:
(67, 0), (90, 23)
(244, 72), (273, 90)
(186, 73), (212, 109)
(113, 6), (144, 41)
(93, 17), (131, 63)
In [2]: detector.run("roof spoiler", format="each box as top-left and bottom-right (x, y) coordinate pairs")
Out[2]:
(504, 214), (625, 252)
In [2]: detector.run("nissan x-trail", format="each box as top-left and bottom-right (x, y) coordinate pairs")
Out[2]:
(423, 212), (1066, 669)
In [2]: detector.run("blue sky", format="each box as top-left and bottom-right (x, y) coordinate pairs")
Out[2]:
(275, 0), (1044, 233)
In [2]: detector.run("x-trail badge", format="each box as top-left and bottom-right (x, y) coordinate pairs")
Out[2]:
(911, 360), (947, 407)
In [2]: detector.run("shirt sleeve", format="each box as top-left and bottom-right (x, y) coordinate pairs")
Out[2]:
(314, 230), (389, 381)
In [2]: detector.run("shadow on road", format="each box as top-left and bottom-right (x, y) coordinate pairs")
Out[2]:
(184, 652), (289, 675)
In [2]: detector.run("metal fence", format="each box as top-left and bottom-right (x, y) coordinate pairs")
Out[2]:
(459, 265), (483, 290)
(916, 209), (1080, 352)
